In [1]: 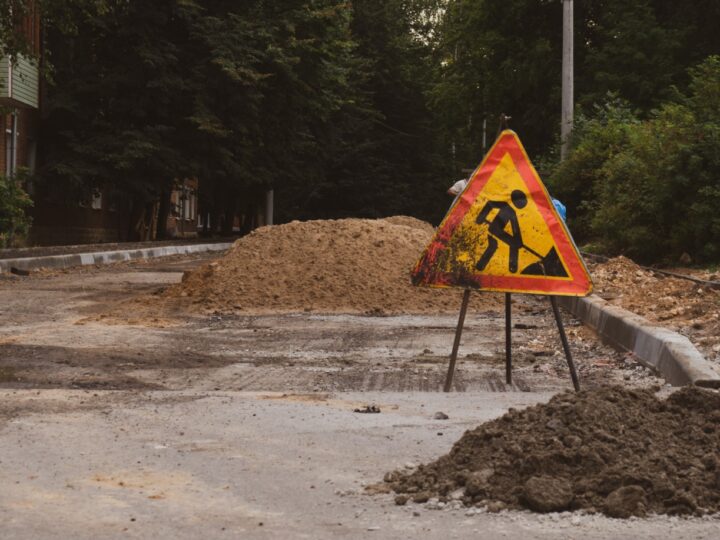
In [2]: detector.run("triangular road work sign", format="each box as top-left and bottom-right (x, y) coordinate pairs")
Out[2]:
(412, 130), (592, 296)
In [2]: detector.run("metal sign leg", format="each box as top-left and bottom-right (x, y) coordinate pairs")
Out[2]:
(444, 289), (471, 392)
(505, 293), (512, 385)
(549, 296), (580, 391)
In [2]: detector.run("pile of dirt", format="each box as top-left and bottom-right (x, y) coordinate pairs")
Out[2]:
(163, 217), (500, 314)
(589, 256), (720, 359)
(382, 386), (720, 517)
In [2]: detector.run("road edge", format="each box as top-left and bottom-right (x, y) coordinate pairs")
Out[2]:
(0, 242), (234, 274)
(558, 295), (720, 388)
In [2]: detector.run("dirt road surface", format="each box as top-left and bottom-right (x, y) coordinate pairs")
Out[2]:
(1, 253), (716, 539)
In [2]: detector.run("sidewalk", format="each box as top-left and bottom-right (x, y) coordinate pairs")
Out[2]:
(0, 239), (234, 274)
(0, 238), (236, 260)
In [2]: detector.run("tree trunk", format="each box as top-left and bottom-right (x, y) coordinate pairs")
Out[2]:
(156, 186), (172, 240)
(220, 190), (236, 236)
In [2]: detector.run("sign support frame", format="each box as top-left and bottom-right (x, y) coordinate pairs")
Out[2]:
(440, 117), (583, 392)
(442, 290), (581, 392)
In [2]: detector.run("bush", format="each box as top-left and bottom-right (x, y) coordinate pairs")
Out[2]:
(0, 170), (33, 248)
(549, 56), (720, 264)
(548, 97), (640, 245)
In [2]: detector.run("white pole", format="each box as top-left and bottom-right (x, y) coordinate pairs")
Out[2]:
(561, 0), (573, 160)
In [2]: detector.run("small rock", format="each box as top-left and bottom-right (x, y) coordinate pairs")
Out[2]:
(465, 468), (494, 496)
(395, 495), (409, 506)
(522, 476), (573, 513)
(604, 485), (647, 518)
(433, 412), (449, 420)
(486, 501), (506, 513)
(563, 435), (582, 448)
(412, 492), (431, 504)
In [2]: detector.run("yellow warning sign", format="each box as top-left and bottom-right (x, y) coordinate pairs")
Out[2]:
(412, 130), (592, 296)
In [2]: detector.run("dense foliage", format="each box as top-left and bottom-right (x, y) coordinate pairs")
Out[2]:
(1, 0), (719, 261)
(30, 0), (449, 234)
(550, 57), (720, 264)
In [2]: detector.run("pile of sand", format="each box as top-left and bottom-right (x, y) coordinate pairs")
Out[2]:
(382, 386), (720, 517)
(165, 217), (499, 314)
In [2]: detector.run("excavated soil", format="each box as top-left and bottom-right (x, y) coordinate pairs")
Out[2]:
(159, 216), (501, 314)
(382, 385), (720, 518)
(105, 221), (717, 361)
(589, 256), (720, 361)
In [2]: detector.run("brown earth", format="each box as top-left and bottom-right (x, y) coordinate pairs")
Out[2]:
(588, 256), (720, 360)
(381, 385), (720, 518)
(149, 216), (501, 315)
(93, 219), (717, 372)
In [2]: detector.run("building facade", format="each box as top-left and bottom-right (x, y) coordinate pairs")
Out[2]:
(0, 2), (40, 179)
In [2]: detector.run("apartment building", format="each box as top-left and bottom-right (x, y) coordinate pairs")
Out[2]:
(0, 2), (40, 179)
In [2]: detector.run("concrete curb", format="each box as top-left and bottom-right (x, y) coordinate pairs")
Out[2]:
(0, 242), (234, 274)
(558, 295), (720, 388)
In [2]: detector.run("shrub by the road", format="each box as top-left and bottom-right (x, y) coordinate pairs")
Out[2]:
(0, 170), (33, 248)
(550, 56), (720, 264)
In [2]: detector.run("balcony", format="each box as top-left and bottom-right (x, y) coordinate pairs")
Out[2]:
(0, 54), (39, 109)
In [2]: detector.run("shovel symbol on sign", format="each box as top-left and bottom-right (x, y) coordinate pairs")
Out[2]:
(476, 190), (568, 277)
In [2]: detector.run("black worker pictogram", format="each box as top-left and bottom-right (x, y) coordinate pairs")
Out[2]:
(475, 190), (528, 273)
(475, 189), (569, 277)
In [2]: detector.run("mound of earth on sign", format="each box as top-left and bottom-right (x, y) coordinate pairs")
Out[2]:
(164, 217), (500, 314)
(378, 386), (720, 518)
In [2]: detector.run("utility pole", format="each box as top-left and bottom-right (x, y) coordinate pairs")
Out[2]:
(561, 0), (573, 160)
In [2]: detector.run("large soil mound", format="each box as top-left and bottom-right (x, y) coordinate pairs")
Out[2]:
(384, 386), (720, 517)
(166, 217), (498, 314)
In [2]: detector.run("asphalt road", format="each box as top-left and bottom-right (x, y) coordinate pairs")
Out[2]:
(1, 253), (714, 539)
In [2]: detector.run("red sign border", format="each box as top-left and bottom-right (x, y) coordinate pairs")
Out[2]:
(412, 130), (592, 296)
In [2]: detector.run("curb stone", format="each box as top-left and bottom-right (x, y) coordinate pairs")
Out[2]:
(0, 242), (233, 274)
(558, 295), (720, 388)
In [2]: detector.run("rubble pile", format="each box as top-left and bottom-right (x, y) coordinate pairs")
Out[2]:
(384, 386), (720, 518)
(590, 256), (720, 359)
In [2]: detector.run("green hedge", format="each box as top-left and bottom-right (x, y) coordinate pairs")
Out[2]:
(549, 56), (720, 264)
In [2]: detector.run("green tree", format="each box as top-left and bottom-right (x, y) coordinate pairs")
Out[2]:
(0, 170), (33, 247)
(576, 0), (682, 112)
(551, 57), (720, 263)
(38, 1), (196, 238)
